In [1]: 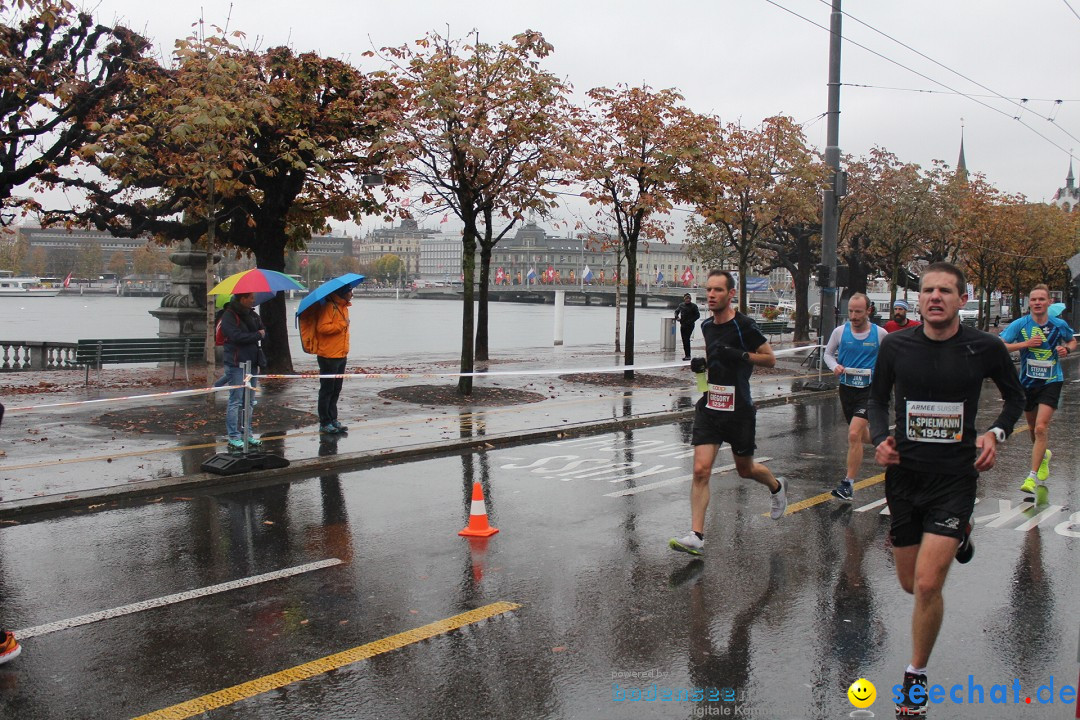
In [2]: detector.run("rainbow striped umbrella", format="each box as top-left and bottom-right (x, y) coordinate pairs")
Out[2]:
(208, 268), (306, 298)
(214, 291), (276, 309)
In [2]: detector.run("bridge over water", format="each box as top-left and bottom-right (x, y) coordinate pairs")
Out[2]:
(412, 285), (698, 308)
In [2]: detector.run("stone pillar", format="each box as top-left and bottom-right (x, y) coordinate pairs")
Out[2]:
(149, 240), (220, 337)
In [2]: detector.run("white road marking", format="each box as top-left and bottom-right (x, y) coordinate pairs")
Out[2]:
(13, 558), (343, 640)
(604, 457), (772, 497)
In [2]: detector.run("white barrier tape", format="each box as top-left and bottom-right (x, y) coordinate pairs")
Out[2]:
(254, 346), (822, 381)
(4, 345), (823, 412)
(5, 384), (244, 413)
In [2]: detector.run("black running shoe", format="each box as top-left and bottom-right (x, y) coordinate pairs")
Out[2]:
(895, 671), (928, 717)
(955, 523), (974, 564)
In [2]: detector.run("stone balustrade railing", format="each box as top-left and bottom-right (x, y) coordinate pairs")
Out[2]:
(0, 341), (80, 371)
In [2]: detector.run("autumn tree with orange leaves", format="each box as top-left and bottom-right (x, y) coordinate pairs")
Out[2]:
(994, 201), (1079, 318)
(0, 0), (148, 221)
(384, 30), (575, 393)
(954, 177), (1019, 329)
(45, 31), (404, 372)
(690, 117), (822, 314)
(577, 85), (713, 379)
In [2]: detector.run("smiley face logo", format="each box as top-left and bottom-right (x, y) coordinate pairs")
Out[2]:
(847, 678), (876, 708)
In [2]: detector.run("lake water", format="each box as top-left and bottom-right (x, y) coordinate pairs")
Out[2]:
(0, 295), (684, 362)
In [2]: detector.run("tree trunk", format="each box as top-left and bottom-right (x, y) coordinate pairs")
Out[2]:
(614, 256), (622, 355)
(457, 232), (478, 395)
(623, 240), (637, 380)
(738, 255), (749, 315)
(793, 265), (811, 342)
(475, 242), (493, 362)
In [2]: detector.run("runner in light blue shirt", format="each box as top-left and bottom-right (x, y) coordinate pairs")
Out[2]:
(999, 284), (1077, 494)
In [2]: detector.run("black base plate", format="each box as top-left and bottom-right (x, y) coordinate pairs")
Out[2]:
(201, 452), (291, 476)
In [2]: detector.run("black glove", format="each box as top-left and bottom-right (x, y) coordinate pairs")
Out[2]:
(716, 345), (749, 364)
(690, 357), (707, 373)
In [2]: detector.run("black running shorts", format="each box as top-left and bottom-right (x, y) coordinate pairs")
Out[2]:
(885, 465), (977, 546)
(1023, 381), (1062, 412)
(691, 397), (757, 456)
(838, 384), (871, 424)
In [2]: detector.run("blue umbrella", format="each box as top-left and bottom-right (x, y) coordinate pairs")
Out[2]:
(1049, 302), (1066, 318)
(295, 273), (366, 318)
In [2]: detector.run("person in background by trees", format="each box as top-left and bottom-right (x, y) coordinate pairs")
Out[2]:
(675, 293), (701, 361)
(314, 287), (353, 434)
(884, 299), (920, 333)
(868, 301), (881, 327)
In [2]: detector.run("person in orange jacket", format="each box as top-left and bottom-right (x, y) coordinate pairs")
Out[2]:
(315, 287), (352, 433)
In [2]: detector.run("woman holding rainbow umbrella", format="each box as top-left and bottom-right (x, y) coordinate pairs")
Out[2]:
(209, 269), (306, 449)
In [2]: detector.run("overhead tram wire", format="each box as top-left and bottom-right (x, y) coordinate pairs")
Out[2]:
(763, 0), (1075, 158)
(842, 83), (1079, 104)
(813, 0), (1080, 149)
(1063, 0), (1080, 24)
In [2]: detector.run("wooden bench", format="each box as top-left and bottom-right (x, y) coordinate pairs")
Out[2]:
(76, 336), (206, 385)
(757, 321), (788, 340)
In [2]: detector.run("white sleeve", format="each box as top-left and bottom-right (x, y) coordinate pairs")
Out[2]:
(823, 326), (845, 371)
(877, 326), (889, 342)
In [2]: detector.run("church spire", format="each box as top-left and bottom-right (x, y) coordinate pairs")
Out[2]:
(1067, 157), (1075, 190)
(956, 121), (968, 178)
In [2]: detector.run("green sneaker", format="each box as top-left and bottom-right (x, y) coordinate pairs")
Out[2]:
(1037, 449), (1051, 481)
(669, 533), (703, 556)
(1020, 476), (1037, 494)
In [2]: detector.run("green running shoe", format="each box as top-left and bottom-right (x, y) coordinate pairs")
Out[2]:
(1020, 476), (1037, 494)
(669, 533), (703, 556)
(1037, 449), (1051, 481)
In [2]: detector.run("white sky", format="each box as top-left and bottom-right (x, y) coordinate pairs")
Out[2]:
(81, 0), (1079, 238)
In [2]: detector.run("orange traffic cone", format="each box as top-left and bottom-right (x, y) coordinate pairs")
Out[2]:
(459, 482), (499, 537)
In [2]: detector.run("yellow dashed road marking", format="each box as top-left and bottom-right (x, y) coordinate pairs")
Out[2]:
(132, 601), (521, 720)
(771, 424), (1031, 517)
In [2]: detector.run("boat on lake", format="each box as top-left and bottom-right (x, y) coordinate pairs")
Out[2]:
(0, 276), (61, 297)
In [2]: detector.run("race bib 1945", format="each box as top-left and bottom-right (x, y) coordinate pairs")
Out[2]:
(905, 400), (963, 443)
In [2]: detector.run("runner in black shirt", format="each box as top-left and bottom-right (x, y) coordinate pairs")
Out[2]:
(669, 270), (787, 557)
(868, 262), (1024, 718)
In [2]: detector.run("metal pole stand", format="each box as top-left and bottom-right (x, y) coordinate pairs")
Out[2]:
(201, 360), (290, 476)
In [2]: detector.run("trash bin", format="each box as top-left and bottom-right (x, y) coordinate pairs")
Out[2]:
(661, 317), (677, 351)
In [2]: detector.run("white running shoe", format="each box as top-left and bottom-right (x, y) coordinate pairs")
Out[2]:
(668, 533), (704, 556)
(770, 478), (788, 519)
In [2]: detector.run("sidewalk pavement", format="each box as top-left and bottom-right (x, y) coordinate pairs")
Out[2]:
(0, 343), (829, 518)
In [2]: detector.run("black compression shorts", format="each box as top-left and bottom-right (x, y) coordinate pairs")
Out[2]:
(1023, 381), (1062, 412)
(838, 384), (871, 424)
(691, 397), (756, 457)
(885, 466), (977, 546)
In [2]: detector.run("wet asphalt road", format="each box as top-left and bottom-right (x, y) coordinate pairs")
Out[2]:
(1, 389), (1078, 719)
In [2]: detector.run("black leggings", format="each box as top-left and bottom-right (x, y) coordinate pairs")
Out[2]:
(317, 356), (347, 424)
